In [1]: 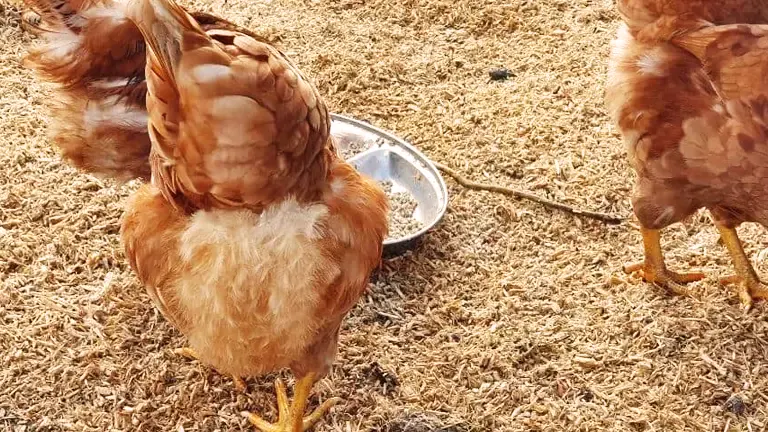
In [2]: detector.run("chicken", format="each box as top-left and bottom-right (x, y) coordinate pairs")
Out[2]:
(20, 0), (274, 182)
(617, 0), (768, 44)
(607, 1), (768, 309)
(116, 0), (389, 430)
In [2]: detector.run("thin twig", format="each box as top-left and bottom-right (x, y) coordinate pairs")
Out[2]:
(434, 162), (625, 224)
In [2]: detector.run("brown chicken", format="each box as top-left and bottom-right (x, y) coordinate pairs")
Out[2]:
(20, 0), (273, 182)
(119, 0), (390, 429)
(25, 0), (390, 430)
(608, 0), (768, 309)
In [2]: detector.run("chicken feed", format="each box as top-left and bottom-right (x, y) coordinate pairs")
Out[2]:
(338, 139), (371, 160)
(339, 137), (425, 240)
(378, 180), (424, 240)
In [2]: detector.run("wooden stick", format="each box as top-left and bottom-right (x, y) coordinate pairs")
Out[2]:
(433, 162), (625, 225)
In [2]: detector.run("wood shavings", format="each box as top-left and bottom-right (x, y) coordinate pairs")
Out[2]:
(435, 161), (624, 224)
(4, 0), (768, 431)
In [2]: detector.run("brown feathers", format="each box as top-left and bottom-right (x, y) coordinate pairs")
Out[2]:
(608, 3), (768, 231)
(22, 0), (280, 183)
(671, 24), (768, 102)
(118, 0), (388, 385)
(23, 0), (151, 181)
(50, 91), (152, 181)
(26, 0), (389, 388)
(617, 0), (768, 37)
(130, 0), (332, 212)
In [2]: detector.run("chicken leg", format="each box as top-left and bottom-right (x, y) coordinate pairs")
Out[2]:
(714, 223), (768, 311)
(623, 227), (705, 296)
(242, 373), (341, 432)
(174, 347), (247, 391)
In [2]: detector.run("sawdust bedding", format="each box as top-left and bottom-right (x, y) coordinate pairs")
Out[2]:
(3, 0), (768, 431)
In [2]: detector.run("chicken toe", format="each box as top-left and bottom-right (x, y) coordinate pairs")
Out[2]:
(719, 275), (768, 311)
(715, 223), (768, 311)
(242, 374), (341, 432)
(20, 10), (42, 34)
(233, 376), (248, 392)
(623, 228), (704, 297)
(174, 346), (200, 360)
(624, 261), (704, 296)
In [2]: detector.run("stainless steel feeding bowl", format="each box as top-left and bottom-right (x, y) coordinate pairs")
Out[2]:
(329, 113), (449, 257)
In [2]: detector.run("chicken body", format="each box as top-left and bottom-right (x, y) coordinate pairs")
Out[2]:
(123, 160), (388, 376)
(119, 0), (389, 428)
(608, 1), (768, 308)
(122, 160), (387, 431)
(26, 0), (389, 429)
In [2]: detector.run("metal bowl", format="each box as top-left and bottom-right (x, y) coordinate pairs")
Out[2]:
(329, 113), (449, 257)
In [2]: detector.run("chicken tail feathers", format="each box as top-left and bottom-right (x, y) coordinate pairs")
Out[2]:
(21, 0), (153, 182)
(23, 0), (146, 91)
(22, 0), (95, 32)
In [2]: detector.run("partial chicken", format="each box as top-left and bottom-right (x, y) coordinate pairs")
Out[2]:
(118, 0), (389, 430)
(617, 0), (768, 43)
(608, 0), (768, 309)
(20, 0), (274, 182)
(20, 0), (154, 180)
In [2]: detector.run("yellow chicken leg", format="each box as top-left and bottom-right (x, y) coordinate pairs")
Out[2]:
(623, 227), (705, 296)
(173, 347), (247, 391)
(242, 373), (341, 432)
(715, 223), (768, 311)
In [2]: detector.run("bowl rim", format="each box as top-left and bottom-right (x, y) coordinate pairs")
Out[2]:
(330, 113), (449, 247)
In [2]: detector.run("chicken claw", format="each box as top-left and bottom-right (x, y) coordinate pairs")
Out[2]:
(20, 10), (42, 34)
(242, 374), (341, 432)
(715, 223), (768, 311)
(174, 347), (199, 359)
(623, 228), (705, 297)
(174, 347), (247, 391)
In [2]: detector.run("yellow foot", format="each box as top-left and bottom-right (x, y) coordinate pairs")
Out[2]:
(174, 347), (200, 360)
(720, 275), (768, 311)
(624, 261), (704, 297)
(173, 347), (246, 391)
(624, 227), (705, 297)
(233, 376), (247, 392)
(20, 10), (42, 33)
(242, 376), (341, 432)
(714, 221), (768, 312)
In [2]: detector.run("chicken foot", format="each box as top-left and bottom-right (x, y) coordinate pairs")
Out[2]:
(623, 227), (705, 296)
(7, 0), (37, 29)
(715, 223), (768, 311)
(21, 10), (41, 32)
(242, 373), (341, 432)
(10, 0), (42, 35)
(173, 347), (247, 392)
